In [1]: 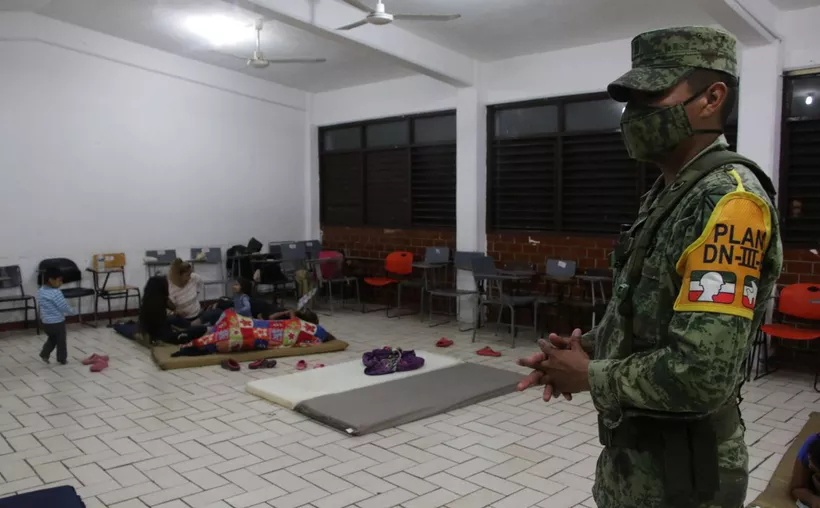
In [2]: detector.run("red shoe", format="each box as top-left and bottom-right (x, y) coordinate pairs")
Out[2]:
(436, 338), (454, 348)
(250, 358), (277, 370)
(476, 347), (502, 357)
(90, 359), (108, 372)
(296, 360), (307, 371)
(82, 354), (109, 365)
(313, 363), (325, 369)
(221, 359), (240, 371)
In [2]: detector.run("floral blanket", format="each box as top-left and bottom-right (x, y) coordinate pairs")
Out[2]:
(176, 309), (329, 355)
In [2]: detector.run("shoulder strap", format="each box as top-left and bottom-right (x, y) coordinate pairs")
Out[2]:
(616, 148), (773, 357)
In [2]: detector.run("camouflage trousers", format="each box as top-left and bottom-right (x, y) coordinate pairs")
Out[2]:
(593, 426), (748, 508)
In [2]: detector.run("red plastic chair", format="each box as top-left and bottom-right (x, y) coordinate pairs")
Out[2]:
(363, 252), (415, 317)
(755, 284), (820, 389)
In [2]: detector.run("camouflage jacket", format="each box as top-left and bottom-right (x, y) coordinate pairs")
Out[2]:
(585, 137), (783, 507)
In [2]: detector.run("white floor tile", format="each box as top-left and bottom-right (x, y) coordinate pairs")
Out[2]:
(0, 314), (811, 506)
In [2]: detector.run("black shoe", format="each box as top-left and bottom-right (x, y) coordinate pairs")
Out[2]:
(57, 360), (67, 365)
(39, 354), (49, 364)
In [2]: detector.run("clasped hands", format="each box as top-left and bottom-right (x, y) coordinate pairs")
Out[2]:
(516, 328), (592, 401)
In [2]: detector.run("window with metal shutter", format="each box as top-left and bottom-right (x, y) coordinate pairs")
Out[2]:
(320, 152), (363, 226)
(411, 144), (456, 227)
(488, 136), (557, 231)
(562, 132), (640, 234)
(319, 111), (456, 229)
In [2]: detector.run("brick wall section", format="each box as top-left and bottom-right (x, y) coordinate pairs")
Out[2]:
(781, 248), (820, 285)
(488, 232), (615, 271)
(321, 226), (456, 258)
(489, 232), (818, 286)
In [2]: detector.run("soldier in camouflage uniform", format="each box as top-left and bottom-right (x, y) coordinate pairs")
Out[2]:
(517, 27), (783, 508)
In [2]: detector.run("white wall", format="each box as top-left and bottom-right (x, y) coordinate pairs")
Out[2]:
(779, 5), (820, 70)
(0, 13), (309, 321)
(482, 39), (631, 106)
(311, 75), (457, 126)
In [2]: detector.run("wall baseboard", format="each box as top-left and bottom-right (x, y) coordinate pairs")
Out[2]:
(0, 308), (140, 333)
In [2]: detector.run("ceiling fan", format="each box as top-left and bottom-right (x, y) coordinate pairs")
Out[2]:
(337, 0), (461, 31)
(217, 19), (326, 69)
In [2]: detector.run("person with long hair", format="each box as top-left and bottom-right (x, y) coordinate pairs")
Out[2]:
(138, 275), (206, 344)
(167, 258), (204, 324)
(138, 275), (174, 343)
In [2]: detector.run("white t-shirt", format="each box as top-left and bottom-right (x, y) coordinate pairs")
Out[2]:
(169, 273), (204, 319)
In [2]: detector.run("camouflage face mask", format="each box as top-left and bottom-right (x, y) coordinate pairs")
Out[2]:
(620, 88), (722, 162)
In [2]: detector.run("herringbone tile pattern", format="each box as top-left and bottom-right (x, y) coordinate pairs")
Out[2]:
(0, 311), (811, 507)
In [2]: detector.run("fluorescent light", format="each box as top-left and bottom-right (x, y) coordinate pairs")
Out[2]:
(184, 15), (249, 46)
(807, 94), (814, 106)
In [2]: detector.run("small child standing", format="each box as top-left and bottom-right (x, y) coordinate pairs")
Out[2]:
(38, 266), (77, 364)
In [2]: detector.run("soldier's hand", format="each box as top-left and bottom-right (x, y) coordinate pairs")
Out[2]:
(543, 333), (591, 395)
(516, 329), (582, 401)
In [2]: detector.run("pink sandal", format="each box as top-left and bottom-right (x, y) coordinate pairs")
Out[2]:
(90, 358), (108, 372)
(82, 354), (109, 365)
(312, 363), (325, 369)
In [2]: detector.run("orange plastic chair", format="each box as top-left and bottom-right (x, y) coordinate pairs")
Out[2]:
(363, 252), (415, 317)
(755, 284), (820, 389)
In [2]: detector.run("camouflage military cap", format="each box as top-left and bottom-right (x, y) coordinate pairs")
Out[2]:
(608, 26), (738, 102)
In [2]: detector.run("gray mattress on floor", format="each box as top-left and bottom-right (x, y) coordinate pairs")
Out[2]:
(294, 362), (523, 435)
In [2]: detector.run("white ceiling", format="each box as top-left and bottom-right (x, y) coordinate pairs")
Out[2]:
(770, 0), (820, 10)
(11, 0), (414, 92)
(3, 0), (809, 93)
(359, 0), (716, 61)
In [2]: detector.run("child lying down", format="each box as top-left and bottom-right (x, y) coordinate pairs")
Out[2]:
(171, 309), (334, 357)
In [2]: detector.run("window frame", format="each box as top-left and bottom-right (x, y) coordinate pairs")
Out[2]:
(778, 72), (820, 247)
(486, 92), (740, 236)
(318, 109), (457, 230)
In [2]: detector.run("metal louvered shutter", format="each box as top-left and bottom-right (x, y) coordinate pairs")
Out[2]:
(320, 152), (363, 226)
(782, 120), (820, 245)
(489, 136), (556, 231)
(562, 132), (640, 234)
(411, 144), (456, 228)
(365, 149), (410, 227)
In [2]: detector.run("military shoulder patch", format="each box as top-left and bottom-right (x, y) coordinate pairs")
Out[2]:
(673, 190), (772, 320)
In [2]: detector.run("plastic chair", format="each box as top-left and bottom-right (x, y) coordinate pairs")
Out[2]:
(191, 248), (228, 300)
(315, 251), (360, 314)
(37, 258), (96, 326)
(363, 251), (415, 317)
(401, 246), (451, 318)
(427, 251), (483, 329)
(534, 259), (578, 336)
(89, 253), (142, 325)
(144, 249), (177, 277)
(0, 265), (39, 334)
(471, 256), (536, 348)
(753, 284), (820, 389)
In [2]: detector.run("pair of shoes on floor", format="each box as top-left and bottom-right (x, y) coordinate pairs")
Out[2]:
(296, 360), (324, 370)
(476, 346), (502, 357)
(82, 353), (109, 372)
(221, 358), (278, 371)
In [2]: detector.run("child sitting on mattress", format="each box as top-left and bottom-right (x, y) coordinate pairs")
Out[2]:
(791, 432), (820, 508)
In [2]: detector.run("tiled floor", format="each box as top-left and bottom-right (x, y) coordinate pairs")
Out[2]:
(0, 310), (809, 508)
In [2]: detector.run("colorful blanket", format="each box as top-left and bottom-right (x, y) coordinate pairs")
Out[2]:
(174, 309), (330, 356)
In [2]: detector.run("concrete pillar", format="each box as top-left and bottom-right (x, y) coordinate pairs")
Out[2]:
(456, 73), (487, 323)
(305, 94), (321, 241)
(737, 42), (784, 183)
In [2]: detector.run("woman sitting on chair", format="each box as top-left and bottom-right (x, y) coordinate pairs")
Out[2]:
(791, 432), (820, 508)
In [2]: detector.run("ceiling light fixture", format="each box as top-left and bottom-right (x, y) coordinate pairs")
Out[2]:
(806, 94), (815, 106)
(184, 15), (250, 47)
